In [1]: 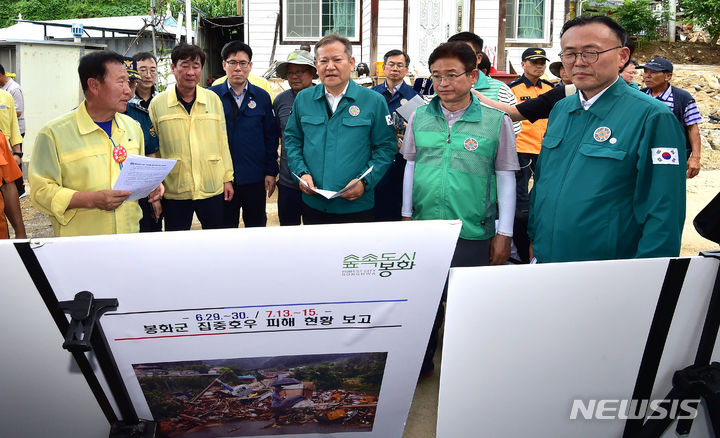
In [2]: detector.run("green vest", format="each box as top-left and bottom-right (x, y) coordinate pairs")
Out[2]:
(474, 74), (503, 101)
(412, 96), (504, 240)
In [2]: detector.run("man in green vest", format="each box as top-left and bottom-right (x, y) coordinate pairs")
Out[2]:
(400, 41), (519, 373)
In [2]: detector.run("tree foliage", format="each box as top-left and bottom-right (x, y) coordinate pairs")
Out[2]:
(1, 0), (238, 29)
(678, 0), (720, 45)
(598, 0), (671, 42)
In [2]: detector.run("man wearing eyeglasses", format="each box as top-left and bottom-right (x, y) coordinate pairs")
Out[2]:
(400, 41), (518, 373)
(528, 16), (686, 263)
(640, 57), (702, 179)
(126, 53), (163, 232)
(371, 49), (420, 222)
(30, 51), (164, 237)
(210, 41), (279, 228)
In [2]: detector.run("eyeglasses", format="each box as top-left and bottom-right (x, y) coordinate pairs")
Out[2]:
(431, 71), (470, 83)
(558, 46), (622, 65)
(226, 60), (250, 68)
(384, 62), (406, 70)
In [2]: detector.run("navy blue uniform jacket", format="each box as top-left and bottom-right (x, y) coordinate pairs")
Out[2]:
(209, 80), (279, 184)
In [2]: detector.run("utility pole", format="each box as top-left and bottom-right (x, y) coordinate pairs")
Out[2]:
(668, 0), (677, 42)
(237, 0), (242, 15)
(186, 0), (192, 44)
(150, 0), (157, 57)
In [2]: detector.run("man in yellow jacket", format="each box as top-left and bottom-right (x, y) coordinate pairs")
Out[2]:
(29, 51), (164, 237)
(150, 44), (234, 231)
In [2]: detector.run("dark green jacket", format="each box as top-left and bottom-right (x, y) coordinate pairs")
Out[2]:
(284, 80), (397, 214)
(529, 78), (686, 262)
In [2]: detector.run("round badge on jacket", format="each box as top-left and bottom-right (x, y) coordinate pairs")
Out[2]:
(593, 126), (612, 142)
(248, 100), (257, 109)
(464, 138), (479, 151)
(349, 105), (360, 116)
(112, 145), (128, 163)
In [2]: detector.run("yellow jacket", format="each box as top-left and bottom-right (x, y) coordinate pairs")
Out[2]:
(212, 73), (275, 101)
(0, 89), (22, 146)
(29, 101), (144, 237)
(149, 85), (233, 200)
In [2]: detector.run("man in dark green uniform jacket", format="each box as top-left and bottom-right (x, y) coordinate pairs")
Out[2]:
(284, 34), (397, 224)
(529, 16), (686, 263)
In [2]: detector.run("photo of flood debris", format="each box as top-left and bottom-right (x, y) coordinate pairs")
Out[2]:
(133, 352), (387, 437)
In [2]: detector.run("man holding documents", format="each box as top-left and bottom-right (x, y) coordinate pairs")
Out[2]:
(371, 49), (421, 222)
(29, 51), (164, 237)
(284, 34), (396, 224)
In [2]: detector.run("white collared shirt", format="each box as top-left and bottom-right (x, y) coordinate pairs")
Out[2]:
(325, 82), (350, 113)
(578, 76), (619, 110)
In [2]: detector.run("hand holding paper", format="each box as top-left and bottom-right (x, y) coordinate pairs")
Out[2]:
(112, 155), (177, 201)
(293, 166), (373, 200)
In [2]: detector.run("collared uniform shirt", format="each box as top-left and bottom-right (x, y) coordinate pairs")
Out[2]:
(0, 89), (21, 146)
(29, 101), (145, 237)
(509, 74), (554, 153)
(643, 85), (702, 126)
(126, 95), (159, 155)
(212, 73), (276, 102)
(284, 80), (397, 214)
(529, 78), (687, 262)
(149, 85), (234, 200)
(371, 80), (419, 116)
(2, 78), (24, 134)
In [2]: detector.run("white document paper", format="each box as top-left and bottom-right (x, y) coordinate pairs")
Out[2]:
(112, 154), (176, 201)
(396, 95), (427, 121)
(294, 166), (373, 199)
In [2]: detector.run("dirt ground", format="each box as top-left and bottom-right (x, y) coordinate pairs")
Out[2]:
(633, 40), (720, 65)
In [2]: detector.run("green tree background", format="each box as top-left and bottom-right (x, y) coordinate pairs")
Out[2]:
(678, 0), (720, 45)
(1, 0), (237, 29)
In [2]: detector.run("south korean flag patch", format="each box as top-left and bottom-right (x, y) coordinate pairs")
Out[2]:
(651, 147), (679, 165)
(385, 114), (393, 126)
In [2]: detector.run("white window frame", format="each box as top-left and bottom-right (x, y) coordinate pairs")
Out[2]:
(505, 0), (551, 44)
(282, 0), (361, 42)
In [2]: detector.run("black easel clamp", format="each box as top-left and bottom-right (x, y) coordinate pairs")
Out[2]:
(673, 363), (720, 435)
(59, 291), (118, 352)
(110, 419), (158, 438)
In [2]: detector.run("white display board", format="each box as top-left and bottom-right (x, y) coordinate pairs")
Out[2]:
(439, 256), (720, 438)
(9, 220), (461, 438)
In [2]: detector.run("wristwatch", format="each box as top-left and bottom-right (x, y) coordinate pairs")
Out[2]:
(360, 178), (369, 187)
(12, 151), (23, 158)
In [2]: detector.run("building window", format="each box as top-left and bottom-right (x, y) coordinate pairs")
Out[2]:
(283, 0), (359, 41)
(506, 0), (549, 41)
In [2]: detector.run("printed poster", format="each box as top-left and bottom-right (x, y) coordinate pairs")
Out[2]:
(30, 220), (461, 438)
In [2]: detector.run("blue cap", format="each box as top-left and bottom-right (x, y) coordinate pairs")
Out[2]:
(122, 56), (142, 80)
(641, 57), (673, 73)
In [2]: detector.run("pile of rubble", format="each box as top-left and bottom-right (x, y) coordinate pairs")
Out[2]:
(158, 388), (377, 436)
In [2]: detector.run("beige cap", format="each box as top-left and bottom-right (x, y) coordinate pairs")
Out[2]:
(276, 50), (317, 79)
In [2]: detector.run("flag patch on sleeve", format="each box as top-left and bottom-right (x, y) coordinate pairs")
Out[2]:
(651, 147), (679, 165)
(385, 114), (393, 126)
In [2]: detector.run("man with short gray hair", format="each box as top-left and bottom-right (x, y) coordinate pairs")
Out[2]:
(284, 34), (396, 224)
